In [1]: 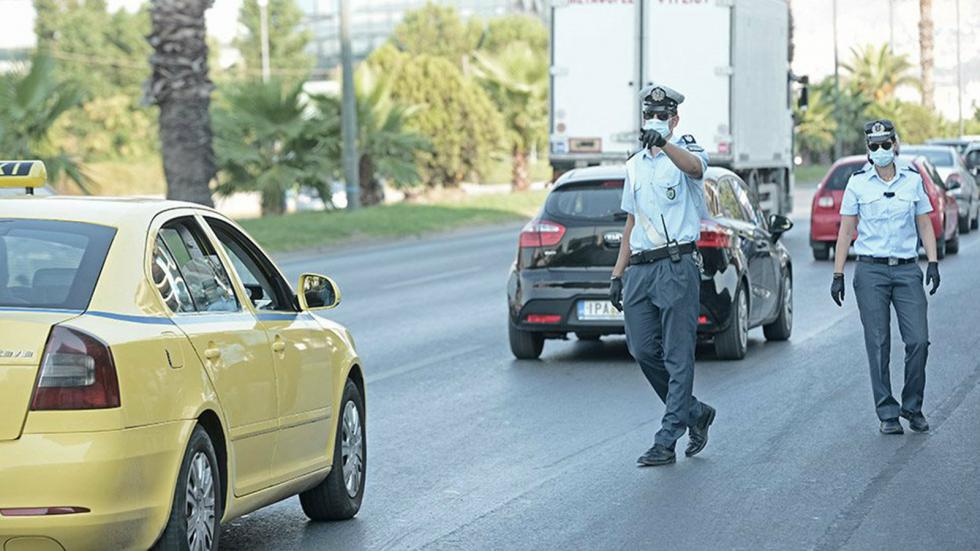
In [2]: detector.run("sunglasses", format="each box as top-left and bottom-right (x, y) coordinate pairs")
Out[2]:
(868, 141), (894, 152)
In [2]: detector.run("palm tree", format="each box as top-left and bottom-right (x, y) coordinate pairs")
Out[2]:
(472, 43), (548, 191)
(314, 67), (429, 206)
(919, 0), (934, 109)
(146, 0), (217, 206)
(841, 44), (917, 103)
(794, 87), (836, 163)
(213, 78), (338, 215)
(0, 54), (89, 191)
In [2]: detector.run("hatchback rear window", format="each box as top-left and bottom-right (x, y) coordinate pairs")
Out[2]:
(0, 219), (116, 310)
(902, 148), (954, 167)
(545, 180), (625, 220)
(824, 162), (866, 190)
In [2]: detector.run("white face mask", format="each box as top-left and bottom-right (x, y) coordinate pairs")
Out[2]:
(642, 117), (671, 137)
(869, 147), (895, 168)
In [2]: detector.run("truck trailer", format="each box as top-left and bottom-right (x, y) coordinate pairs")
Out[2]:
(549, 0), (800, 214)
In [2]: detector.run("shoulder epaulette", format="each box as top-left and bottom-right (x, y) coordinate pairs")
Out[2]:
(680, 135), (704, 152)
(681, 134), (696, 144)
(851, 169), (867, 176)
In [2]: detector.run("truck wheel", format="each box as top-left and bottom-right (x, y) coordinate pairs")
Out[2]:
(812, 245), (830, 261)
(300, 379), (366, 521)
(152, 426), (222, 551)
(763, 273), (792, 341)
(714, 283), (748, 360)
(509, 321), (544, 359)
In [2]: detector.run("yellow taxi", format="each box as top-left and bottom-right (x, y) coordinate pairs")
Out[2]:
(0, 161), (366, 551)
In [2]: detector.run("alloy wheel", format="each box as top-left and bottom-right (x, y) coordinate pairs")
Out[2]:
(185, 451), (216, 551)
(783, 275), (793, 330)
(738, 289), (748, 351)
(341, 400), (364, 498)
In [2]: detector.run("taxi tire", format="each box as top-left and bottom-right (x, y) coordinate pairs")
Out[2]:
(509, 321), (544, 359)
(300, 379), (365, 521)
(152, 426), (222, 551)
(714, 283), (748, 361)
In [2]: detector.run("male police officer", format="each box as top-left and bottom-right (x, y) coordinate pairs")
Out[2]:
(831, 119), (939, 435)
(609, 83), (716, 466)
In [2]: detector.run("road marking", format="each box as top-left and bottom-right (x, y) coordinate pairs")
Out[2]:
(380, 266), (483, 291)
(366, 344), (485, 384)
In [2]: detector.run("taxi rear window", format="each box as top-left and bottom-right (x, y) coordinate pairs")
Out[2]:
(546, 180), (626, 221)
(0, 219), (116, 310)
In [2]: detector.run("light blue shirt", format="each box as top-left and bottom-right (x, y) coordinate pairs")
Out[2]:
(621, 134), (710, 253)
(839, 163), (933, 259)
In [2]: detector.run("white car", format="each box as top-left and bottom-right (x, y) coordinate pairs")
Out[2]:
(904, 145), (979, 233)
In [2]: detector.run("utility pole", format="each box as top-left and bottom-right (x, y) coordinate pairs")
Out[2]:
(956, 0), (963, 137)
(258, 0), (271, 82)
(340, 0), (360, 209)
(832, 0), (842, 159)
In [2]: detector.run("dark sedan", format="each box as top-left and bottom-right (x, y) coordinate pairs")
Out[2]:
(507, 165), (794, 360)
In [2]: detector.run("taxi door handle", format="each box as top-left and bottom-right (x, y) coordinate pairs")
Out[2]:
(204, 347), (221, 361)
(272, 337), (286, 354)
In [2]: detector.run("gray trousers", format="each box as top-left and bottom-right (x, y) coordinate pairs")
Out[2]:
(853, 262), (929, 420)
(623, 254), (705, 448)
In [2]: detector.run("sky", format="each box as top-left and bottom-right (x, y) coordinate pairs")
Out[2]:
(0, 0), (977, 123)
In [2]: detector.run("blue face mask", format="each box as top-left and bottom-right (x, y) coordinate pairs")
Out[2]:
(869, 147), (895, 167)
(643, 117), (671, 137)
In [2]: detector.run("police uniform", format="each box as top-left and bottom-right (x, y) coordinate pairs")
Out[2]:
(620, 83), (714, 458)
(839, 120), (933, 426)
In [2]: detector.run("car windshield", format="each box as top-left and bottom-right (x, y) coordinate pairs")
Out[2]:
(545, 180), (625, 221)
(0, 219), (116, 310)
(903, 148), (954, 167)
(824, 162), (867, 190)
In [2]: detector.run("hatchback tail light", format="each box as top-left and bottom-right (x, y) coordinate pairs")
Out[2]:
(519, 220), (566, 248)
(816, 194), (835, 208)
(697, 221), (732, 249)
(31, 326), (120, 410)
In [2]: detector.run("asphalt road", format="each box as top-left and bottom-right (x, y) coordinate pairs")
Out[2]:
(220, 195), (980, 551)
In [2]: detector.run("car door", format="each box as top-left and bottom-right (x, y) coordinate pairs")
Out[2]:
(150, 212), (280, 496)
(718, 177), (774, 325)
(733, 177), (782, 321)
(202, 215), (335, 483)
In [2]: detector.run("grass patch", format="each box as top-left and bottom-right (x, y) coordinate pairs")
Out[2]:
(239, 189), (548, 252)
(794, 163), (831, 186)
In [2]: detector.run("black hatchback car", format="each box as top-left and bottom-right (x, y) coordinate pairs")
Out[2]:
(507, 165), (794, 360)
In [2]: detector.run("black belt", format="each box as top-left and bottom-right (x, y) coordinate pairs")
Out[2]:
(856, 255), (916, 266)
(630, 242), (696, 265)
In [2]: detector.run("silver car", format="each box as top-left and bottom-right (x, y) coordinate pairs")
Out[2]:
(904, 145), (979, 233)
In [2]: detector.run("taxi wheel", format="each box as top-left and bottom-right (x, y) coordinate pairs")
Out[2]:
(714, 283), (748, 361)
(153, 426), (222, 551)
(301, 379), (365, 521)
(509, 321), (544, 359)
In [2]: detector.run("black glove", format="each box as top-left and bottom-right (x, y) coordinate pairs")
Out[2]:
(831, 273), (845, 307)
(609, 276), (624, 312)
(925, 261), (940, 295)
(640, 128), (667, 149)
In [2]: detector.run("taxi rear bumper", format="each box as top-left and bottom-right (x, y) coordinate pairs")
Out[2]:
(0, 420), (194, 551)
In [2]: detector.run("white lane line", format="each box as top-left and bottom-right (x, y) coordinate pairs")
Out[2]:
(380, 266), (483, 291)
(366, 344), (485, 384)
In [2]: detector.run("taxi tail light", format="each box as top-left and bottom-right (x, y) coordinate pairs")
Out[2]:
(30, 326), (120, 411)
(697, 221), (732, 249)
(519, 220), (566, 248)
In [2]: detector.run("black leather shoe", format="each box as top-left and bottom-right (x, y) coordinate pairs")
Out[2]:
(900, 411), (929, 432)
(637, 443), (676, 467)
(880, 418), (904, 434)
(685, 404), (716, 457)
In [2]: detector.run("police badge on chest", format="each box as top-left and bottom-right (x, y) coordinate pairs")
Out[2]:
(665, 186), (677, 200)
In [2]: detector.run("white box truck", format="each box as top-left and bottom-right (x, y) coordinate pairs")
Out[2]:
(549, 0), (800, 214)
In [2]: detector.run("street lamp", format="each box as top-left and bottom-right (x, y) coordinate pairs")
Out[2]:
(257, 0), (271, 82)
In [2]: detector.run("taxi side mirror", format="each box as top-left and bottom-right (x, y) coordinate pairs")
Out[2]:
(768, 214), (794, 242)
(297, 273), (341, 311)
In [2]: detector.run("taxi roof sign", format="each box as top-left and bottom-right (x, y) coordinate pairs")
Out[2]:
(0, 160), (47, 193)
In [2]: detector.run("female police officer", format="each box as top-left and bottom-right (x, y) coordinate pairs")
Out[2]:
(608, 83), (716, 466)
(831, 119), (939, 435)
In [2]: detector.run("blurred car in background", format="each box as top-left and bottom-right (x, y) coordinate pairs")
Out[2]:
(902, 145), (978, 233)
(810, 155), (959, 260)
(507, 165), (794, 362)
(926, 137), (976, 154)
(965, 143), (980, 177)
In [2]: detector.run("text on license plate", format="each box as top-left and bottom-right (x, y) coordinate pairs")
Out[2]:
(578, 300), (624, 321)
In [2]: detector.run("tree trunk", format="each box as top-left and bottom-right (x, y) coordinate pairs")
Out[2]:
(146, 0), (217, 207)
(919, 0), (934, 109)
(261, 187), (285, 216)
(511, 146), (530, 191)
(359, 154), (384, 206)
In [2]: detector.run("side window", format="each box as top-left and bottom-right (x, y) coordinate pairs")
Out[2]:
(206, 218), (295, 312)
(153, 218), (239, 313)
(702, 180), (722, 218)
(716, 178), (746, 222)
(731, 178), (759, 225)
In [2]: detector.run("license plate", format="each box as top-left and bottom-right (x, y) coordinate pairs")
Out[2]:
(578, 300), (624, 321)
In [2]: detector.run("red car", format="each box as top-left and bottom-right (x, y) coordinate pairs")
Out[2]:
(809, 155), (960, 260)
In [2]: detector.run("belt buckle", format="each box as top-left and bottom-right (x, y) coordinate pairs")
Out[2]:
(887, 257), (899, 266)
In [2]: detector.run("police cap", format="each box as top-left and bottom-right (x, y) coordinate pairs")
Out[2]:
(864, 119), (897, 144)
(641, 83), (685, 116)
